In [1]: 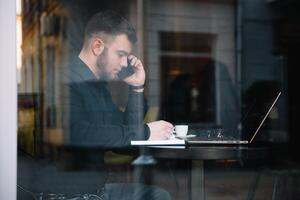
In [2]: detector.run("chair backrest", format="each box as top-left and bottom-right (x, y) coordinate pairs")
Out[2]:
(144, 106), (160, 123)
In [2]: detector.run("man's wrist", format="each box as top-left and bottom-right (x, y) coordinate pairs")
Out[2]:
(130, 85), (144, 90)
(130, 85), (144, 92)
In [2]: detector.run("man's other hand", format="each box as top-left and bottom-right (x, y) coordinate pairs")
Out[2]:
(123, 55), (145, 87)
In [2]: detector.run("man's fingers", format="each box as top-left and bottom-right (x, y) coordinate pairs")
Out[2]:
(128, 55), (138, 65)
(147, 120), (175, 140)
(130, 57), (142, 68)
(159, 120), (174, 128)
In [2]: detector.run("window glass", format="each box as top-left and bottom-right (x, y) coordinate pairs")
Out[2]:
(17, 1), (292, 200)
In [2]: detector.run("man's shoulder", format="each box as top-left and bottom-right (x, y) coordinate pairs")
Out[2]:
(60, 58), (93, 84)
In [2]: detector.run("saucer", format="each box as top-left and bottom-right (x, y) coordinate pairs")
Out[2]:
(176, 134), (196, 139)
(186, 134), (196, 138)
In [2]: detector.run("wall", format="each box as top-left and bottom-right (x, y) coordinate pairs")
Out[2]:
(0, 0), (17, 199)
(146, 0), (237, 128)
(242, 0), (278, 90)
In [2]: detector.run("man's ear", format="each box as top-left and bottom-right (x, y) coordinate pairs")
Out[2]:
(91, 38), (104, 56)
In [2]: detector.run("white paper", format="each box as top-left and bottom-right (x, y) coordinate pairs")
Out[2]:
(131, 138), (185, 146)
(148, 145), (186, 149)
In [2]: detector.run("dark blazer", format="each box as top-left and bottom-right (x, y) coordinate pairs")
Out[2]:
(35, 57), (151, 194)
(60, 57), (150, 148)
(18, 58), (151, 196)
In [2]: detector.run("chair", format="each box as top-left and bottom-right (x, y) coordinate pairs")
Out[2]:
(246, 161), (300, 200)
(144, 106), (160, 123)
(104, 151), (136, 183)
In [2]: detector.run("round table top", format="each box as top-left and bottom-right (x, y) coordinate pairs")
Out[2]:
(148, 145), (269, 160)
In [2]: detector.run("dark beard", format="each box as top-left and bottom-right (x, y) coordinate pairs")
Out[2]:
(96, 47), (111, 80)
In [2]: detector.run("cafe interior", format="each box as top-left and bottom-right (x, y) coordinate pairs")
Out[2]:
(2, 0), (300, 199)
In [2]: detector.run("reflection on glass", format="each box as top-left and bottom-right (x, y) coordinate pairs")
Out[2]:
(17, 0), (294, 200)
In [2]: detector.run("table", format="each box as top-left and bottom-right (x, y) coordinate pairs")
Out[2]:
(147, 145), (269, 200)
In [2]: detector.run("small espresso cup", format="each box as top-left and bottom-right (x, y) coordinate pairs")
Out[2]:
(174, 125), (189, 137)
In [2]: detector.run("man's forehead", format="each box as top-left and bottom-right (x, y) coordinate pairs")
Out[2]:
(109, 34), (132, 54)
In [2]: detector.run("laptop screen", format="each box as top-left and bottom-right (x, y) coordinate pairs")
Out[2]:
(241, 82), (281, 142)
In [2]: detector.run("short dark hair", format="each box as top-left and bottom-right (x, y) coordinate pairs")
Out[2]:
(84, 10), (137, 44)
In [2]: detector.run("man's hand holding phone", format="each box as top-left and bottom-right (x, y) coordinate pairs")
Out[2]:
(118, 55), (145, 88)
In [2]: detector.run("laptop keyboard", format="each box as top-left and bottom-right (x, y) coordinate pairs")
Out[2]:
(189, 128), (237, 141)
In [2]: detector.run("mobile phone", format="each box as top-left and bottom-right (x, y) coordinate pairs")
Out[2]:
(118, 57), (135, 79)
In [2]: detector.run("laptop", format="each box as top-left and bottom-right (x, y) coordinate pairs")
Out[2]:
(183, 91), (282, 145)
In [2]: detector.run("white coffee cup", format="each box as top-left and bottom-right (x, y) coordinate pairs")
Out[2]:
(174, 125), (189, 137)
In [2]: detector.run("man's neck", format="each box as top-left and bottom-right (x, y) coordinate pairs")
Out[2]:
(78, 50), (100, 79)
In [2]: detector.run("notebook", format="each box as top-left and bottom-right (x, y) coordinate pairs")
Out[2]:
(184, 91), (281, 145)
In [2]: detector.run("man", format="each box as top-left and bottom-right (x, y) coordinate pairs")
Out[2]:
(59, 10), (173, 199)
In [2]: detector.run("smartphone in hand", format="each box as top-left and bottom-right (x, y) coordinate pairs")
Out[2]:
(118, 57), (135, 80)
